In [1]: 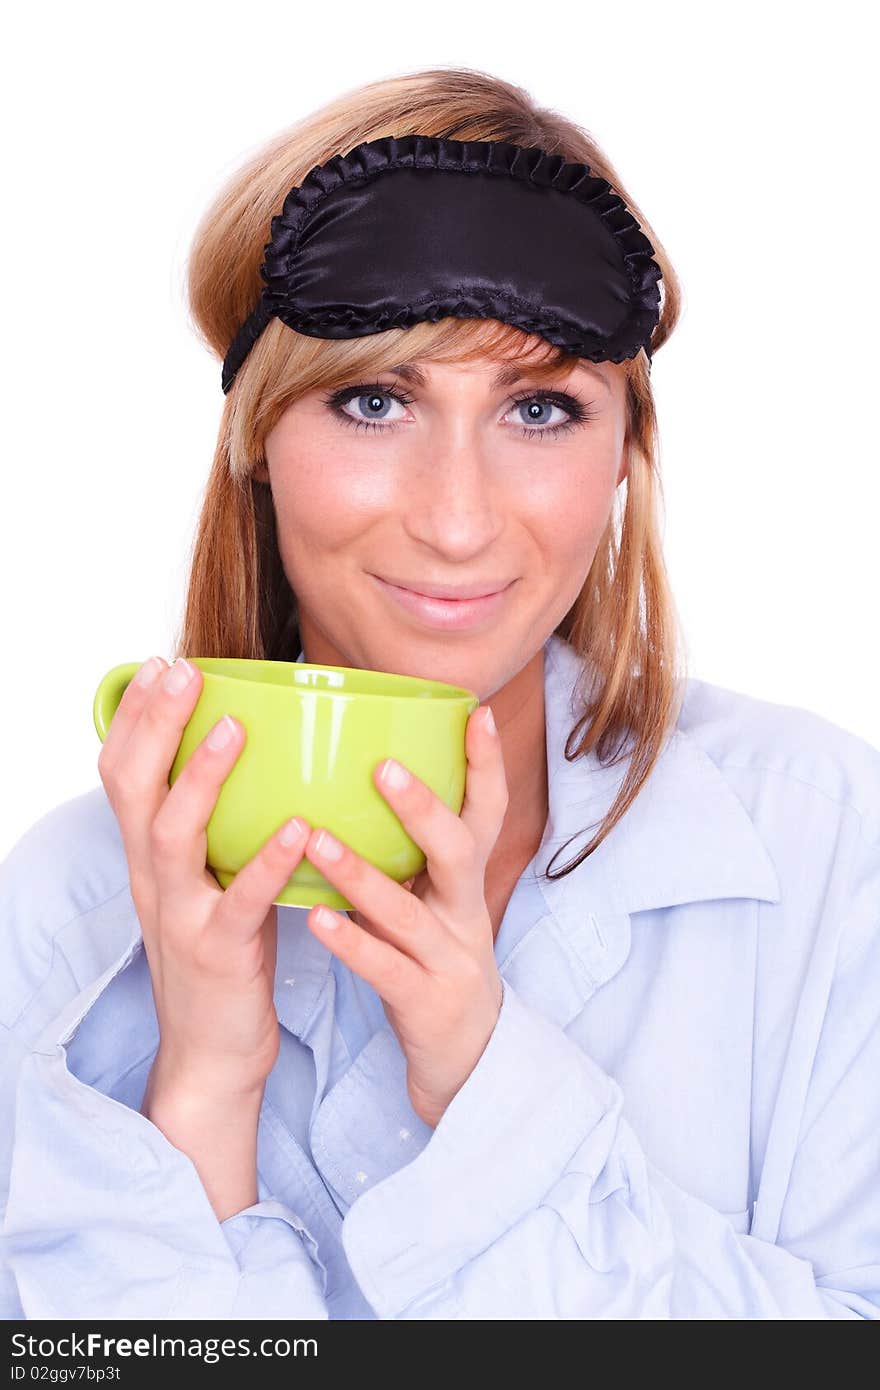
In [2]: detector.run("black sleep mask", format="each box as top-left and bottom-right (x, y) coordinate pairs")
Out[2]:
(221, 134), (663, 394)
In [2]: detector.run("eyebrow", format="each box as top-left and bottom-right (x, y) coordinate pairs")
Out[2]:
(389, 359), (610, 393)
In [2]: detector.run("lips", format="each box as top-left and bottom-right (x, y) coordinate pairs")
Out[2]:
(370, 574), (516, 631)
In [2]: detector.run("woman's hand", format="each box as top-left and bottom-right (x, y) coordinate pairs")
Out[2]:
(97, 655), (313, 1104)
(300, 704), (508, 1129)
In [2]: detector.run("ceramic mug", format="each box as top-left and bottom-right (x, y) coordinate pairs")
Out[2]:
(93, 657), (480, 911)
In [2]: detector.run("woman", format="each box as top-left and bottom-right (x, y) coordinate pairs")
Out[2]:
(1, 67), (878, 1321)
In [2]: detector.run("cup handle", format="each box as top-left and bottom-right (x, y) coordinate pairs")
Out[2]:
(92, 662), (143, 742)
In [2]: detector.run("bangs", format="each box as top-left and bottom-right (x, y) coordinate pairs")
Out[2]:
(251, 315), (585, 422)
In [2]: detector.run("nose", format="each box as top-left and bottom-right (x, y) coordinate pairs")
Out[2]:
(400, 431), (505, 557)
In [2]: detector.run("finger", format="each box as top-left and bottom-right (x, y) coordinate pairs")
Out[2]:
(148, 709), (254, 899)
(370, 746), (489, 917)
(213, 816), (313, 947)
(303, 825), (455, 969)
(98, 655), (169, 777)
(104, 658), (206, 882)
(457, 704), (509, 852)
(306, 901), (422, 1009)
(349, 875), (416, 930)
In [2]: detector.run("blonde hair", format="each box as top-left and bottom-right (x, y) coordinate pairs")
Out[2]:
(174, 65), (688, 881)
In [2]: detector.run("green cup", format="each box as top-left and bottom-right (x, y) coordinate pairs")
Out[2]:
(93, 657), (480, 911)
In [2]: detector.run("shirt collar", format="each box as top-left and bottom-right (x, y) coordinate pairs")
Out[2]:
(535, 633), (781, 921)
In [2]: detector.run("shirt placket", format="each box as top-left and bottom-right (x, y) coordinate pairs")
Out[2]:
(307, 904), (632, 1212)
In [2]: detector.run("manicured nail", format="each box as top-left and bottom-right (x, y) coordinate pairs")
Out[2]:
(380, 758), (411, 789)
(314, 905), (341, 930)
(162, 659), (195, 694)
(279, 817), (309, 846)
(313, 829), (344, 861)
(206, 715), (237, 750)
(483, 706), (496, 735)
(134, 656), (163, 687)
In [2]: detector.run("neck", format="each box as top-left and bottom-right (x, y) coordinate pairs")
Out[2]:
(485, 645), (549, 863)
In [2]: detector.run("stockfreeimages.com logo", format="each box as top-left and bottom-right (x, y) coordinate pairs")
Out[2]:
(10, 1333), (318, 1366)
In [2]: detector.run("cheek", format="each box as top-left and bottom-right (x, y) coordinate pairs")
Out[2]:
(519, 453), (618, 561)
(269, 430), (401, 520)
(267, 445), (394, 579)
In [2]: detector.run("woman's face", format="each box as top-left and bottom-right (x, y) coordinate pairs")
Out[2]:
(258, 351), (628, 701)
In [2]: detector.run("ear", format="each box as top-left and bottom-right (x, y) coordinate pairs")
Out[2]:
(253, 459), (271, 484)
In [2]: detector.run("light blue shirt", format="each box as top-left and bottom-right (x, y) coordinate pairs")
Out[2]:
(1, 633), (878, 1319)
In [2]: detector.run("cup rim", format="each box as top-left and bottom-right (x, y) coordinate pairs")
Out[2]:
(186, 656), (479, 704)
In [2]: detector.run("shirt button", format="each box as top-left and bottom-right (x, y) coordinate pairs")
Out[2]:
(283, 977), (296, 986)
(354, 1171), (368, 1184)
(399, 1128), (411, 1141)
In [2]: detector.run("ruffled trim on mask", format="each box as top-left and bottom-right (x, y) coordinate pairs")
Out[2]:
(222, 135), (662, 393)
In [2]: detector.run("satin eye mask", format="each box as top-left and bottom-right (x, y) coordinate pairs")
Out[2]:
(221, 134), (663, 395)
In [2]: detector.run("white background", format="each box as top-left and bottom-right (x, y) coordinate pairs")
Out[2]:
(2, 0), (877, 858)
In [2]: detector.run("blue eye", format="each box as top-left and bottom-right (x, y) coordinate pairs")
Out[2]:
(320, 382), (416, 434)
(507, 396), (574, 434)
(336, 388), (412, 427)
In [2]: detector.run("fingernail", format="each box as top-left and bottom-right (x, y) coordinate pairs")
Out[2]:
(483, 706), (496, 735)
(206, 715), (237, 750)
(380, 758), (411, 789)
(134, 656), (163, 687)
(279, 817), (309, 847)
(314, 905), (341, 930)
(162, 658), (195, 694)
(313, 829), (344, 861)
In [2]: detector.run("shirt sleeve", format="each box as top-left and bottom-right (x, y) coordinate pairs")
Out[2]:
(220, 1200), (330, 1320)
(340, 837), (880, 1320)
(0, 1037), (330, 1320)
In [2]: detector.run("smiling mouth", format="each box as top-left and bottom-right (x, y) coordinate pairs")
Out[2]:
(369, 573), (517, 630)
